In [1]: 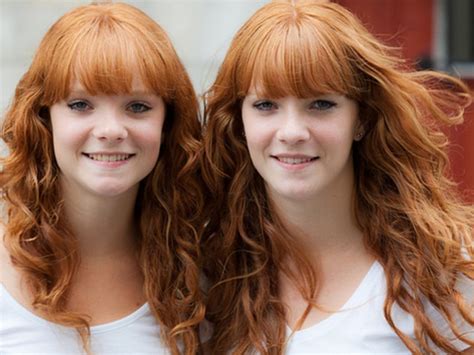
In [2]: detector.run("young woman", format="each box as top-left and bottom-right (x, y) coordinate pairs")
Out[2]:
(202, 0), (474, 354)
(0, 3), (203, 354)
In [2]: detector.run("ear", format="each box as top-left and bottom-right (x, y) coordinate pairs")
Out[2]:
(354, 124), (365, 141)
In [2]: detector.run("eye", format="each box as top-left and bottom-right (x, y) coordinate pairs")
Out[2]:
(67, 100), (91, 112)
(127, 102), (151, 114)
(253, 100), (277, 111)
(310, 100), (336, 111)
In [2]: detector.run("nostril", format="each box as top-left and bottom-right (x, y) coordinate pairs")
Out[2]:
(276, 128), (311, 143)
(93, 125), (128, 141)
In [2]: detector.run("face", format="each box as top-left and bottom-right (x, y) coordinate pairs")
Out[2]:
(50, 78), (166, 199)
(241, 91), (360, 202)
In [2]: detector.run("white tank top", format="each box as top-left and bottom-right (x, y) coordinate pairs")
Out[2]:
(0, 284), (169, 354)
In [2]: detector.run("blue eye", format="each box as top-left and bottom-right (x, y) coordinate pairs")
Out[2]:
(128, 102), (151, 113)
(310, 100), (336, 111)
(68, 100), (91, 112)
(253, 100), (277, 111)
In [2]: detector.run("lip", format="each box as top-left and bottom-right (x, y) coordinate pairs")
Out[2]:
(271, 153), (319, 171)
(82, 152), (136, 168)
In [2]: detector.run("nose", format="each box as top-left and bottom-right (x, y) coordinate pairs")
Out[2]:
(92, 110), (128, 142)
(275, 110), (310, 144)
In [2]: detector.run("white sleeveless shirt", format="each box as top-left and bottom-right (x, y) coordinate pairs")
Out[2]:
(0, 284), (169, 354)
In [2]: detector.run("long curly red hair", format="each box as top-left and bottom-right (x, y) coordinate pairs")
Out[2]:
(201, 1), (474, 354)
(1, 3), (204, 354)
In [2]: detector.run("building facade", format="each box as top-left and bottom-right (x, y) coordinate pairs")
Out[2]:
(337, 0), (474, 201)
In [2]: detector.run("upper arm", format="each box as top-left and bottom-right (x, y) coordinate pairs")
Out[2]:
(461, 346), (474, 354)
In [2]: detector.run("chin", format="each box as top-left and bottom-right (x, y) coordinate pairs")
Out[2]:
(285, 192), (317, 201)
(270, 184), (320, 202)
(87, 182), (137, 198)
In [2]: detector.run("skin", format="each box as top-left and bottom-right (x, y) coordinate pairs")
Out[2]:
(241, 91), (473, 352)
(51, 79), (165, 200)
(241, 91), (374, 329)
(0, 76), (166, 325)
(241, 93), (361, 203)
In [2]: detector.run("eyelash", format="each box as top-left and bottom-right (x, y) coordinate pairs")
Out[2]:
(67, 100), (152, 113)
(253, 100), (276, 111)
(310, 100), (336, 111)
(127, 102), (151, 113)
(67, 100), (90, 112)
(252, 99), (337, 112)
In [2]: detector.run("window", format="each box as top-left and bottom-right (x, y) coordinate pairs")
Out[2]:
(435, 0), (474, 77)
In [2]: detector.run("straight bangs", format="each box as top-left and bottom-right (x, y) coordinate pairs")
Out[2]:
(235, 9), (364, 100)
(39, 6), (177, 106)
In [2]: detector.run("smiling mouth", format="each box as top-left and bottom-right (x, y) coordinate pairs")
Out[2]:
(83, 153), (134, 162)
(272, 156), (319, 164)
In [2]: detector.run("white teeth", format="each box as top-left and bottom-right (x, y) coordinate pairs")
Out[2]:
(87, 154), (130, 162)
(278, 157), (313, 164)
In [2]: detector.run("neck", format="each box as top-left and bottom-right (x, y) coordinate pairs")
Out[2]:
(268, 169), (365, 258)
(61, 182), (140, 259)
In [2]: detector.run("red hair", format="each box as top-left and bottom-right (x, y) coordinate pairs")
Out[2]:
(1, 3), (204, 354)
(202, 1), (474, 353)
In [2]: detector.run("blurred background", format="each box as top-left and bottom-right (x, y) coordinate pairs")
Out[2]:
(0, 0), (268, 107)
(334, 0), (474, 202)
(1, 0), (473, 200)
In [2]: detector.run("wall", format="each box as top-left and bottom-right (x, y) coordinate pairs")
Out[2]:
(337, 0), (474, 201)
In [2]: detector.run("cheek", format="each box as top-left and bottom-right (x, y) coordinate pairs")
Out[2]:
(245, 132), (264, 151)
(137, 120), (165, 157)
(316, 122), (355, 148)
(245, 133), (270, 163)
(51, 121), (85, 156)
(50, 127), (83, 175)
(243, 119), (272, 153)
